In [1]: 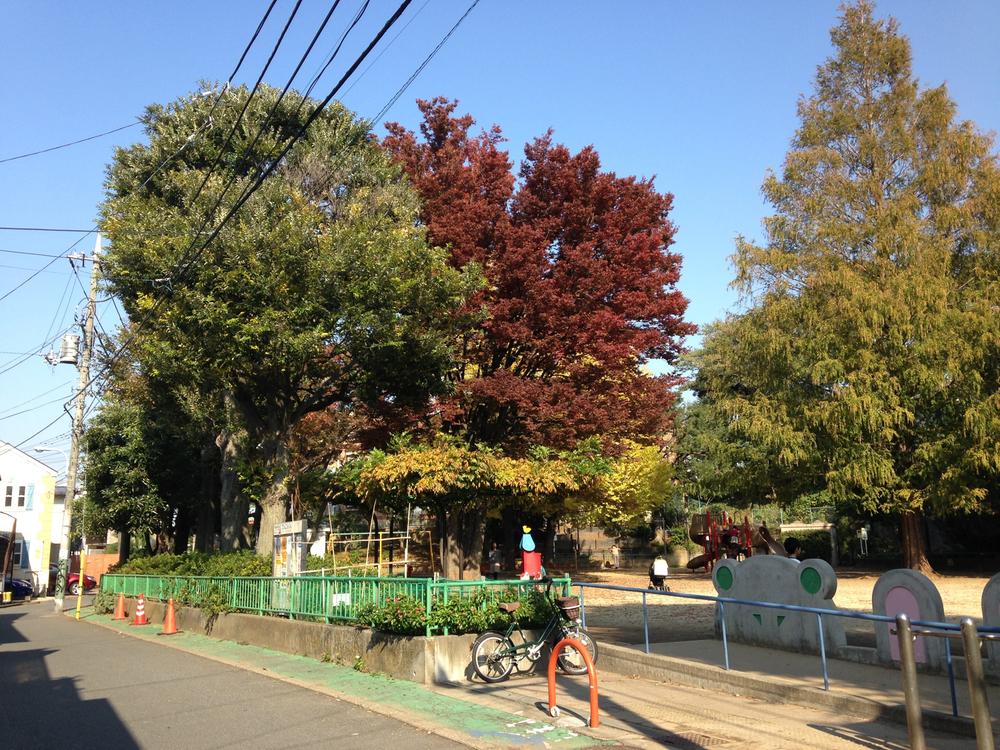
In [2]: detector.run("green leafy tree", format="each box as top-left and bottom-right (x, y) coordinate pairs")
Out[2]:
(335, 435), (609, 576)
(100, 85), (476, 554)
(697, 2), (1000, 571)
(84, 371), (204, 559)
(582, 441), (672, 534)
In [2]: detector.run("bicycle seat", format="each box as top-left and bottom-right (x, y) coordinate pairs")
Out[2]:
(498, 602), (521, 614)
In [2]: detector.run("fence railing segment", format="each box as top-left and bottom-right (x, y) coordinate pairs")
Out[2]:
(573, 580), (1000, 723)
(100, 573), (571, 636)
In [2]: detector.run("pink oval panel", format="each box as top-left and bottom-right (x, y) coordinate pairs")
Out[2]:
(885, 586), (927, 663)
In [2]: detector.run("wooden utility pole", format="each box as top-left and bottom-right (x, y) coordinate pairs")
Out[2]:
(53, 233), (100, 612)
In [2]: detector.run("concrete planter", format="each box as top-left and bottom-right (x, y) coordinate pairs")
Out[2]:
(126, 598), (477, 684)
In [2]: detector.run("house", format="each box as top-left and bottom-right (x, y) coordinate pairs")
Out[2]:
(0, 441), (65, 594)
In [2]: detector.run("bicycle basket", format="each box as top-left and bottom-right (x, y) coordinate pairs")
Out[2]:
(556, 596), (580, 620)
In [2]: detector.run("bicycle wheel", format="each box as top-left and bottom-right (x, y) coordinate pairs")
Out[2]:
(556, 628), (598, 675)
(472, 631), (516, 682)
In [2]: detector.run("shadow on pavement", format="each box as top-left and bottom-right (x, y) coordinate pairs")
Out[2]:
(0, 609), (29, 643)
(0, 609), (139, 749)
(808, 723), (910, 750)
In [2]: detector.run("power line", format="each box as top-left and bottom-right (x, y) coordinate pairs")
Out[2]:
(0, 248), (72, 258)
(0, 226), (94, 233)
(0, 261), (71, 276)
(371, 0), (480, 124)
(0, 394), (74, 423)
(75, 0), (416, 418)
(41, 265), (77, 346)
(14, 0), (425, 453)
(0, 323), (74, 377)
(185, 0), (307, 213)
(0, 254), (65, 302)
(339, 0), (430, 100)
(10, 0), (290, 451)
(301, 0), (371, 101)
(0, 121), (141, 165)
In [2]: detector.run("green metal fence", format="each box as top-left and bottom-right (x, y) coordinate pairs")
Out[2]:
(100, 574), (571, 637)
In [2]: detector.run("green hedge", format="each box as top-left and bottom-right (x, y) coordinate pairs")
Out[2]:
(356, 586), (557, 636)
(111, 551), (271, 577)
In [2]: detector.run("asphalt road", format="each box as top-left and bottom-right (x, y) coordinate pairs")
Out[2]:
(0, 601), (462, 750)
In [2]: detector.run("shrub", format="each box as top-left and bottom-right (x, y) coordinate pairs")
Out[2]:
(356, 595), (427, 635)
(797, 531), (834, 563)
(355, 586), (559, 636)
(111, 551), (270, 577)
(94, 588), (116, 614)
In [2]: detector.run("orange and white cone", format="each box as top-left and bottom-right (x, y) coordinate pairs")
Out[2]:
(158, 598), (181, 636)
(131, 592), (149, 626)
(112, 593), (127, 621)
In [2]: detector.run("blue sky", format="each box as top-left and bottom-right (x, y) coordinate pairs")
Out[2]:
(1, 1), (997, 475)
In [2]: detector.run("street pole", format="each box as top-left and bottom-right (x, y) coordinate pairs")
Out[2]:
(53, 233), (100, 612)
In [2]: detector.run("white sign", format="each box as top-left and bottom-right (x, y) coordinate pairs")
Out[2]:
(274, 519), (307, 536)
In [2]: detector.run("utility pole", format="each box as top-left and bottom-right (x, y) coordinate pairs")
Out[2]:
(53, 233), (100, 612)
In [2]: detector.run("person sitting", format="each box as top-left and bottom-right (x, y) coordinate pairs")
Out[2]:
(648, 554), (670, 591)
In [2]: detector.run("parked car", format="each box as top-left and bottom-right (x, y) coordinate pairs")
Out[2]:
(47, 565), (98, 596)
(3, 577), (34, 600)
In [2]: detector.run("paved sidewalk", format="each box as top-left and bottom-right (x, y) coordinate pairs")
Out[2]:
(77, 608), (606, 749)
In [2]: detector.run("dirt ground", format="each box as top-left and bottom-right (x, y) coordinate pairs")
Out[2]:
(568, 566), (994, 645)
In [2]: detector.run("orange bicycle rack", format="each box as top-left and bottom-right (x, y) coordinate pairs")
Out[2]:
(547, 637), (600, 728)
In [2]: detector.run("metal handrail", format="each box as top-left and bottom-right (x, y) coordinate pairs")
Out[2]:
(573, 579), (999, 724)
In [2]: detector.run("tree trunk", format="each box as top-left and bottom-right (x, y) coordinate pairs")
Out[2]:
(901, 510), (934, 574)
(218, 430), (251, 551)
(501, 507), (520, 570)
(255, 491), (287, 558)
(195, 443), (219, 552)
(442, 507), (486, 580)
(118, 527), (131, 564)
(540, 520), (556, 569)
(254, 443), (291, 557)
(173, 507), (191, 554)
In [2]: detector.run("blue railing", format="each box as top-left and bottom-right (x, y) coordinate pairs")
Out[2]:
(574, 581), (1000, 717)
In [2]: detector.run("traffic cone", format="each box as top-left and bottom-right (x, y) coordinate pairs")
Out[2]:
(112, 593), (127, 621)
(131, 592), (149, 626)
(158, 598), (181, 636)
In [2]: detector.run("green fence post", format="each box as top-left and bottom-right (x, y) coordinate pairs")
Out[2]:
(442, 582), (450, 637)
(425, 581), (433, 638)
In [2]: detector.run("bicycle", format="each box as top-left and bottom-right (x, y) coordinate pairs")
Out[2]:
(471, 578), (598, 683)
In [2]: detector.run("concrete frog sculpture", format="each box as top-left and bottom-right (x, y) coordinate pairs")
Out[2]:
(712, 555), (846, 655)
(872, 569), (946, 671)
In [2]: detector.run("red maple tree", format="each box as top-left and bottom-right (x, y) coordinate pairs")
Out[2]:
(385, 98), (695, 453)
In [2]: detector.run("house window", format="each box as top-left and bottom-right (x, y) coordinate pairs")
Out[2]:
(11, 541), (22, 567)
(3, 486), (10, 507)
(16, 486), (26, 508)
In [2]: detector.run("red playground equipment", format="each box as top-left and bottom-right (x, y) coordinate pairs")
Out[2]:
(686, 510), (786, 571)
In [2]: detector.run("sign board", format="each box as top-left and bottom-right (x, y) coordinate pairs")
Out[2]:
(272, 519), (307, 577)
(272, 519), (307, 611)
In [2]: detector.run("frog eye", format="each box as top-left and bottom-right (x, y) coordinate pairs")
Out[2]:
(800, 566), (822, 594)
(717, 566), (733, 590)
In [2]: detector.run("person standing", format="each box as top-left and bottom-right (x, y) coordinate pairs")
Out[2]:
(610, 543), (621, 569)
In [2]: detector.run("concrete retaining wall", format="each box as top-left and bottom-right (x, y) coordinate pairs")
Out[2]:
(126, 597), (477, 684)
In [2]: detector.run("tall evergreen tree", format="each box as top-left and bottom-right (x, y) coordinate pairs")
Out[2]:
(697, 1), (1000, 571)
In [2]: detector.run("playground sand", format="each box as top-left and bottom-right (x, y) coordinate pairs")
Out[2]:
(570, 568), (992, 644)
